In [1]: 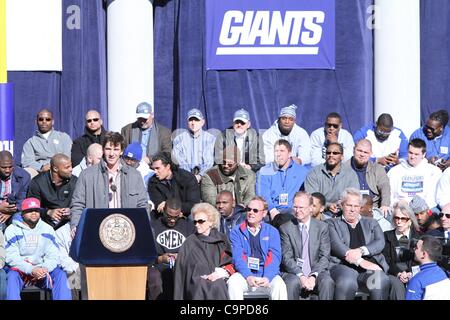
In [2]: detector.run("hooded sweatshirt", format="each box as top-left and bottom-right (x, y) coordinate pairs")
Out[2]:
(387, 158), (442, 208)
(4, 214), (59, 274)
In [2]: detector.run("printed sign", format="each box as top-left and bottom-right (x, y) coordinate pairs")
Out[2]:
(205, 0), (335, 70)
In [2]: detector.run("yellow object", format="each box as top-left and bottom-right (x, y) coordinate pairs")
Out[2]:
(0, 0), (6, 83)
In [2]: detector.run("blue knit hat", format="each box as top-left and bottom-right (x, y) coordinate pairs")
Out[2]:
(124, 142), (143, 161)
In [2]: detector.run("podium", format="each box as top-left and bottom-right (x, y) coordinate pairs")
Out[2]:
(70, 208), (156, 300)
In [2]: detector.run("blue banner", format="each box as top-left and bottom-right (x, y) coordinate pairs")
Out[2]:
(205, 0), (335, 70)
(0, 83), (15, 154)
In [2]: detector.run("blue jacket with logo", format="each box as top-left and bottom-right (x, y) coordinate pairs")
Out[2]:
(256, 159), (309, 211)
(406, 262), (449, 300)
(230, 220), (281, 281)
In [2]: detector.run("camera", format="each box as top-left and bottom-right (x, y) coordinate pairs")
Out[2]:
(395, 237), (450, 272)
(395, 238), (418, 263)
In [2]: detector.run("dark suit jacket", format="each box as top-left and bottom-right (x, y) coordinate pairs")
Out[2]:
(148, 167), (201, 216)
(279, 218), (331, 276)
(326, 216), (389, 272)
(383, 228), (421, 276)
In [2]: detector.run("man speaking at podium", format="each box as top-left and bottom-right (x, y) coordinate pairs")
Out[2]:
(70, 132), (148, 233)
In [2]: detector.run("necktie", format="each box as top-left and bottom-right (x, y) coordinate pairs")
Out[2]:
(301, 225), (311, 276)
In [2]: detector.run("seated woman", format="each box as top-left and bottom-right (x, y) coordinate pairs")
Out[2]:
(174, 203), (234, 299)
(383, 200), (422, 300)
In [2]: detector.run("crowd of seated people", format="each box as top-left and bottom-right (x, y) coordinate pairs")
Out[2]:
(1, 105), (450, 300)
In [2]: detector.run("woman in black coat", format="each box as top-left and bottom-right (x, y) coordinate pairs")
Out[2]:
(174, 203), (234, 300)
(383, 200), (422, 300)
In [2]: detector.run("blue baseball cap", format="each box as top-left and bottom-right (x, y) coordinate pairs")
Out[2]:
(233, 108), (250, 123)
(136, 102), (153, 119)
(187, 108), (204, 121)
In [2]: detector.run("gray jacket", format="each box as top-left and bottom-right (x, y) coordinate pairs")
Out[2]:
(201, 165), (256, 206)
(279, 218), (331, 276)
(21, 130), (72, 171)
(325, 216), (389, 272)
(346, 158), (391, 207)
(304, 163), (360, 204)
(70, 160), (148, 227)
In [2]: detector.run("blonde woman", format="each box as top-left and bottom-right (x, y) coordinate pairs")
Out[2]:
(174, 203), (234, 299)
(382, 200), (422, 300)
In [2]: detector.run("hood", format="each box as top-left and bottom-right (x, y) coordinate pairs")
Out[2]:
(399, 158), (428, 170)
(12, 213), (45, 231)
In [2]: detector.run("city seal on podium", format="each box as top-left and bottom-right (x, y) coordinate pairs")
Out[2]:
(99, 214), (136, 253)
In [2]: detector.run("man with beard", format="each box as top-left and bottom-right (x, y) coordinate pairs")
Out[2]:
(201, 146), (255, 207)
(5, 197), (71, 300)
(305, 142), (359, 218)
(147, 197), (195, 300)
(214, 108), (265, 172)
(172, 108), (216, 182)
(257, 139), (309, 221)
(71, 110), (106, 167)
(347, 139), (391, 216)
(410, 109), (450, 171)
(121, 102), (172, 165)
(262, 104), (311, 165)
(353, 113), (408, 169)
(0, 151), (30, 230)
(310, 112), (354, 167)
(215, 190), (246, 239)
(27, 153), (77, 229)
(21, 109), (72, 178)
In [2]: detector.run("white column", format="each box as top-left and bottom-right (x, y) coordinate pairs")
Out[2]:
(374, 0), (420, 139)
(107, 0), (154, 132)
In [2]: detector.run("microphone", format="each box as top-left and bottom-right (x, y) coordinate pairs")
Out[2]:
(109, 177), (117, 192)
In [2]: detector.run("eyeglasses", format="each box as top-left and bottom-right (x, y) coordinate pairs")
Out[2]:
(326, 151), (342, 155)
(439, 212), (450, 219)
(86, 118), (99, 123)
(222, 162), (236, 167)
(393, 216), (410, 222)
(234, 120), (246, 125)
(193, 219), (207, 225)
(326, 123), (339, 129)
(38, 117), (52, 122)
(245, 207), (262, 213)
(164, 213), (180, 221)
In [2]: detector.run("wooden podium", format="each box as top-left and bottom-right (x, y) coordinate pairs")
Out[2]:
(70, 208), (156, 300)
(85, 266), (148, 300)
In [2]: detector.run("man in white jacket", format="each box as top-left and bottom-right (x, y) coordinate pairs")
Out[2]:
(262, 104), (311, 165)
(388, 139), (442, 209)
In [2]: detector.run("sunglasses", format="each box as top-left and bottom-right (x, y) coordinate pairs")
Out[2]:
(393, 216), (410, 222)
(439, 212), (450, 219)
(38, 117), (52, 122)
(222, 162), (236, 167)
(245, 207), (262, 213)
(326, 123), (339, 129)
(326, 151), (342, 155)
(193, 219), (207, 225)
(424, 125), (440, 133)
(375, 129), (392, 136)
(86, 118), (100, 123)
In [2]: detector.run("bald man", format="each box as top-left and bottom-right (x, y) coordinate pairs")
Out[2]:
(21, 109), (72, 177)
(72, 143), (103, 177)
(71, 109), (107, 167)
(27, 153), (77, 229)
(347, 139), (391, 216)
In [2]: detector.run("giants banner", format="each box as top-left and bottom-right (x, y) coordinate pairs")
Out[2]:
(205, 0), (335, 70)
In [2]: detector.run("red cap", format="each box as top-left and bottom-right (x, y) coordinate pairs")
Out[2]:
(21, 198), (41, 213)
